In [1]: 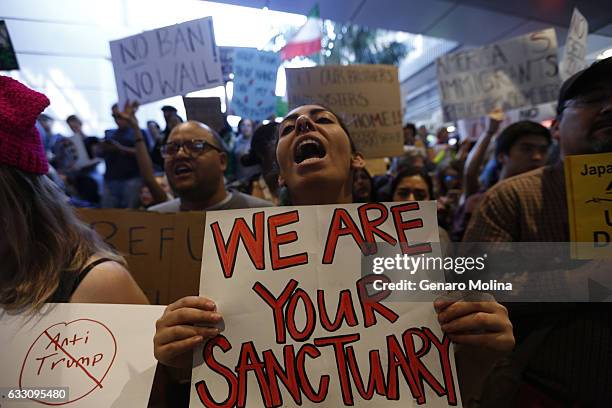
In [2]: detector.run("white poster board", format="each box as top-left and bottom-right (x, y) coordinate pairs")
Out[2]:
(457, 101), (557, 141)
(0, 303), (164, 407)
(436, 28), (562, 121)
(560, 8), (589, 81)
(230, 49), (280, 120)
(191, 202), (460, 407)
(109, 17), (222, 107)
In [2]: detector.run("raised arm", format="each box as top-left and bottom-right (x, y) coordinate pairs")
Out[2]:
(462, 114), (502, 198)
(118, 101), (169, 205)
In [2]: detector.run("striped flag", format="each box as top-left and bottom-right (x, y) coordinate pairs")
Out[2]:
(280, 4), (322, 60)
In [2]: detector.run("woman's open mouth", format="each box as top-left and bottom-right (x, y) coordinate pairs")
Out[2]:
(293, 136), (327, 165)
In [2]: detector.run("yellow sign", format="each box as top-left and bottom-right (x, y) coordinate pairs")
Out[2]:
(564, 152), (612, 259)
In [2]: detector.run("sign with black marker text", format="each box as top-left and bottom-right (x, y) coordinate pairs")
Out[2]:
(109, 17), (222, 107)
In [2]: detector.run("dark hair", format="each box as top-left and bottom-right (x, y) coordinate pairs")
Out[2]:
(161, 105), (178, 113)
(66, 115), (80, 124)
(495, 120), (552, 157)
(437, 159), (463, 196)
(403, 122), (417, 134)
(352, 167), (374, 202)
(238, 118), (252, 135)
(391, 168), (434, 200)
(242, 122), (279, 167)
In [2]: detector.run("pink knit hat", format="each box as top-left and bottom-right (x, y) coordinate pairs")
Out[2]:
(0, 76), (50, 174)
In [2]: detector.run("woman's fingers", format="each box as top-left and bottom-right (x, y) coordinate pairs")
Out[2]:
(158, 307), (222, 328)
(154, 324), (220, 346)
(165, 296), (216, 313)
(154, 335), (204, 363)
(447, 332), (515, 351)
(437, 300), (505, 324)
(440, 311), (511, 334)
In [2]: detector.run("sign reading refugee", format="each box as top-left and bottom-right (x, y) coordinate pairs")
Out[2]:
(436, 28), (561, 122)
(76, 209), (205, 305)
(230, 49), (280, 120)
(559, 8), (589, 81)
(191, 202), (460, 407)
(0, 303), (164, 407)
(109, 17), (222, 107)
(286, 65), (404, 158)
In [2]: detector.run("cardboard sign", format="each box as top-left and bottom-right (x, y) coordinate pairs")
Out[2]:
(191, 202), (460, 407)
(0, 20), (19, 70)
(231, 49), (280, 120)
(286, 65), (404, 159)
(76, 209), (205, 305)
(109, 17), (222, 108)
(564, 153), (612, 259)
(436, 29), (561, 122)
(560, 8), (589, 81)
(0, 303), (164, 407)
(183, 97), (224, 133)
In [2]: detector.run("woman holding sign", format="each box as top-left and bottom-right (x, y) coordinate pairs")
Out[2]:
(0, 76), (149, 311)
(154, 105), (514, 373)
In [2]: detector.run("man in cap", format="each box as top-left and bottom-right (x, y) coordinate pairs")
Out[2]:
(463, 57), (612, 405)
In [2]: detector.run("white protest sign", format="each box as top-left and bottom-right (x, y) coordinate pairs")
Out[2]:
(191, 202), (461, 407)
(110, 17), (222, 107)
(230, 49), (280, 120)
(286, 65), (404, 158)
(560, 8), (589, 81)
(436, 28), (562, 122)
(457, 101), (557, 141)
(54, 136), (99, 172)
(0, 303), (164, 407)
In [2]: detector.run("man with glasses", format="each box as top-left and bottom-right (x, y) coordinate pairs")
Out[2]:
(463, 57), (611, 405)
(149, 121), (270, 212)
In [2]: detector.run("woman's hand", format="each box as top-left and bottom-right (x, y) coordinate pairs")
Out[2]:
(434, 297), (514, 351)
(154, 296), (223, 368)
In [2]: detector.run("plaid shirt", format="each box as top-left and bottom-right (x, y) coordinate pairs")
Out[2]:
(462, 163), (611, 404)
(463, 163), (567, 243)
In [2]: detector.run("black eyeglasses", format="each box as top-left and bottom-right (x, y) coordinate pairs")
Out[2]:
(161, 139), (221, 158)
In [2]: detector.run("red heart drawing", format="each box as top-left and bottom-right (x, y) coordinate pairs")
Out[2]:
(19, 319), (117, 405)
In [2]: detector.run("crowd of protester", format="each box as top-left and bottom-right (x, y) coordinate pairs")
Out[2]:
(1, 55), (610, 407)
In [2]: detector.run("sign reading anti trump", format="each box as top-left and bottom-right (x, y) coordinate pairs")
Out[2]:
(436, 28), (561, 121)
(191, 202), (460, 407)
(231, 49), (280, 120)
(110, 17), (222, 107)
(0, 303), (164, 407)
(286, 65), (404, 158)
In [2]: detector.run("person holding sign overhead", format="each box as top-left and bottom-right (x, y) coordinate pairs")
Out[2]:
(0, 76), (149, 310)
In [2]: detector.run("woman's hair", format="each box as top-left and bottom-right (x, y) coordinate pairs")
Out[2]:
(0, 165), (124, 311)
(391, 168), (435, 200)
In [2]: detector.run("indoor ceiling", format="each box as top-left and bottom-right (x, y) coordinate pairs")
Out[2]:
(209, 0), (612, 46)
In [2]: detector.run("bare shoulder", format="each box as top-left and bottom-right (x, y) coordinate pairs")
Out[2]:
(70, 257), (150, 305)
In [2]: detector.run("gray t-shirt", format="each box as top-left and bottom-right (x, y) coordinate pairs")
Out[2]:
(148, 191), (271, 213)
